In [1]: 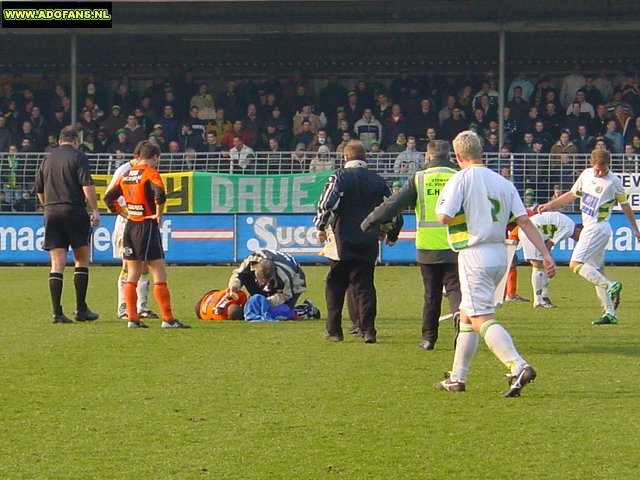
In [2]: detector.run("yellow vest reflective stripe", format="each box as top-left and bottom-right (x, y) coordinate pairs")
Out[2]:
(415, 167), (457, 250)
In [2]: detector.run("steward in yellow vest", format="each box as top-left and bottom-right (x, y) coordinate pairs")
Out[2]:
(361, 140), (462, 350)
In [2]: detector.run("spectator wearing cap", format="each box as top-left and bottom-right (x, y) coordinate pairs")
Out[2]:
(292, 102), (321, 136)
(354, 108), (383, 152)
(289, 119), (314, 151)
(290, 143), (309, 173)
(101, 105), (126, 138)
(386, 131), (407, 154)
(108, 128), (133, 154)
(158, 105), (180, 143)
(308, 145), (334, 173)
(366, 139), (389, 174)
(345, 90), (363, 127)
(150, 124), (167, 152)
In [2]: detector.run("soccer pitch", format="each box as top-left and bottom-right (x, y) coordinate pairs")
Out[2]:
(1, 265), (639, 479)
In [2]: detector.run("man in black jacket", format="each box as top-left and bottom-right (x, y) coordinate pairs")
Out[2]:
(314, 140), (401, 343)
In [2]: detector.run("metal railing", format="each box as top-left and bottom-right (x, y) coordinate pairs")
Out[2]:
(2, 151), (639, 211)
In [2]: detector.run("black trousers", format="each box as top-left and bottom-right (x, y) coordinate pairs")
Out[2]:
(420, 263), (461, 344)
(325, 260), (376, 337)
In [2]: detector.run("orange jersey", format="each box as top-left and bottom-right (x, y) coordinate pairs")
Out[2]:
(195, 290), (248, 320)
(104, 164), (166, 220)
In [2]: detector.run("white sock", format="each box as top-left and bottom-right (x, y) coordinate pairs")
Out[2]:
(576, 264), (611, 289)
(137, 273), (150, 312)
(117, 269), (127, 316)
(450, 323), (479, 383)
(531, 268), (548, 303)
(595, 285), (615, 316)
(481, 320), (526, 374)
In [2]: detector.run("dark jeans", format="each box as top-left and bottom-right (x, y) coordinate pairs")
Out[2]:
(325, 260), (376, 337)
(420, 263), (461, 343)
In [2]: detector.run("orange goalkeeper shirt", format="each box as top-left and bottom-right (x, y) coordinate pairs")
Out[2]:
(104, 164), (167, 220)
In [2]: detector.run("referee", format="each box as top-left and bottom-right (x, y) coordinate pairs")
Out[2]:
(35, 126), (100, 324)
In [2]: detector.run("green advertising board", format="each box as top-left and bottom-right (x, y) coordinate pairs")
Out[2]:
(192, 171), (333, 213)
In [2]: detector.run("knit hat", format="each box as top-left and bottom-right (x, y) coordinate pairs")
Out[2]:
(115, 128), (125, 135)
(111, 105), (121, 111)
(524, 188), (535, 196)
(392, 181), (401, 188)
(296, 143), (306, 150)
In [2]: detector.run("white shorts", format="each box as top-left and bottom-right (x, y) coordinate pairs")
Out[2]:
(570, 221), (611, 269)
(518, 228), (544, 261)
(458, 243), (507, 316)
(112, 215), (126, 259)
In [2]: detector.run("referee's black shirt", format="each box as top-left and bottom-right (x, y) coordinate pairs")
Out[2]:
(35, 144), (94, 207)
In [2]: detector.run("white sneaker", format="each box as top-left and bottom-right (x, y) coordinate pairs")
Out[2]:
(127, 320), (148, 328)
(161, 319), (191, 329)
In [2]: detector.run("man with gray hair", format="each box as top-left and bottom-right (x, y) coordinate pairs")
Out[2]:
(362, 140), (461, 351)
(433, 130), (556, 397)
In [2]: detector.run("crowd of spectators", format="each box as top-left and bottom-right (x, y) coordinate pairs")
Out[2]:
(2, 65), (640, 208)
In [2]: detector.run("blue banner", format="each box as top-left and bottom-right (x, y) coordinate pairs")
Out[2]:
(1, 213), (639, 264)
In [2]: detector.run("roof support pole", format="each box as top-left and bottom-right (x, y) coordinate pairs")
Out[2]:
(498, 29), (506, 149)
(70, 34), (77, 127)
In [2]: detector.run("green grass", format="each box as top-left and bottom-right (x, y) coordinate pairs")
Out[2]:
(1, 265), (639, 479)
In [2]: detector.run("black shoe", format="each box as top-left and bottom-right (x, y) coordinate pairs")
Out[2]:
(346, 325), (360, 335)
(418, 340), (435, 350)
(303, 300), (321, 319)
(504, 365), (537, 397)
(364, 332), (377, 344)
(323, 331), (344, 342)
(74, 309), (99, 322)
(139, 310), (159, 319)
(53, 314), (73, 324)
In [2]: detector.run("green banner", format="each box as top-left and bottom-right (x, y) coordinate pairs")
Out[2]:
(192, 171), (333, 213)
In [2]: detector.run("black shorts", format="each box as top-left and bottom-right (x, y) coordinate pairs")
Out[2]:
(43, 205), (91, 251)
(123, 219), (164, 261)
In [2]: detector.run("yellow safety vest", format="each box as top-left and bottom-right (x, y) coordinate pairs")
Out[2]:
(415, 166), (457, 250)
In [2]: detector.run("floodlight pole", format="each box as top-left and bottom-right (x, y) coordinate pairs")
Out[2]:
(70, 34), (77, 127)
(498, 29), (505, 149)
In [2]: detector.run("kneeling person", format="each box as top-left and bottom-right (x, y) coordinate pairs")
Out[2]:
(517, 212), (582, 308)
(227, 249), (313, 312)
